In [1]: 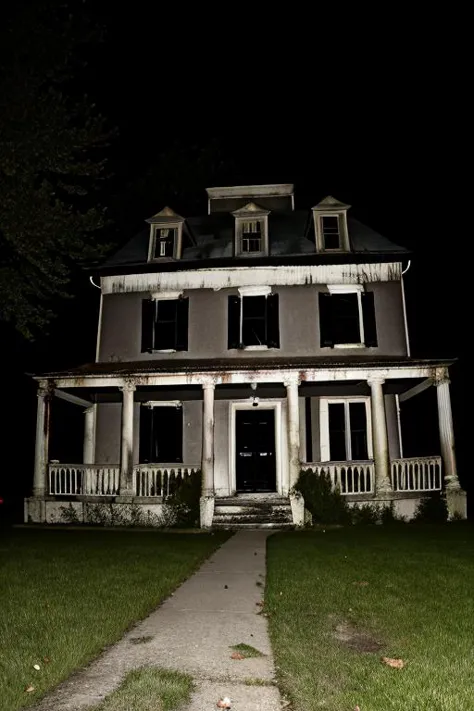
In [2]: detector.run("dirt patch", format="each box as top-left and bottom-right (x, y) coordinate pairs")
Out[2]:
(333, 621), (383, 653)
(128, 635), (154, 645)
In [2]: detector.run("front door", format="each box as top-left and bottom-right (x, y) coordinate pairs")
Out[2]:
(236, 409), (276, 492)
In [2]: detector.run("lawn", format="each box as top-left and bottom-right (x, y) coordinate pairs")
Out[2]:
(0, 528), (229, 711)
(266, 524), (474, 711)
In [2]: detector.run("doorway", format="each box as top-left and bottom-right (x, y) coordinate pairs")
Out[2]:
(235, 409), (276, 492)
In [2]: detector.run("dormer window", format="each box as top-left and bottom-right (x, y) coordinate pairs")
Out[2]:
(232, 202), (270, 257)
(146, 206), (185, 262)
(312, 196), (351, 253)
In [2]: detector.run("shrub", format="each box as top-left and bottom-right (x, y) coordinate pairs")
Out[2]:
(351, 503), (380, 525)
(380, 501), (406, 525)
(163, 470), (202, 528)
(294, 469), (351, 525)
(413, 492), (448, 523)
(59, 503), (80, 524)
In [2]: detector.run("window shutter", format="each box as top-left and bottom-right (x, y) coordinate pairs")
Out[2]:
(228, 295), (241, 349)
(176, 298), (189, 351)
(141, 299), (155, 352)
(362, 291), (378, 347)
(266, 293), (280, 348)
(319, 292), (334, 347)
(139, 406), (153, 463)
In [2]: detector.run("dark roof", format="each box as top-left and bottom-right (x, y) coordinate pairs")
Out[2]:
(101, 210), (408, 272)
(40, 356), (454, 379)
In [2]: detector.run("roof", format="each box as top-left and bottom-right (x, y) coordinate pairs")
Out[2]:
(39, 356), (454, 380)
(102, 211), (408, 271)
(206, 184), (294, 199)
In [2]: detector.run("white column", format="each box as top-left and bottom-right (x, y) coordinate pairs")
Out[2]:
(83, 405), (96, 464)
(201, 382), (215, 496)
(285, 375), (301, 490)
(435, 371), (460, 489)
(368, 376), (392, 494)
(33, 384), (51, 497)
(120, 383), (136, 496)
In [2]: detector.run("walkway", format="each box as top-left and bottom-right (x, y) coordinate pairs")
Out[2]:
(32, 531), (283, 711)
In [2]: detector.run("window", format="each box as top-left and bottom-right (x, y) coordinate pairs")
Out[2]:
(228, 292), (279, 349)
(139, 405), (183, 463)
(141, 298), (189, 352)
(241, 220), (262, 253)
(320, 398), (372, 462)
(153, 227), (177, 258)
(321, 215), (340, 250)
(319, 287), (377, 348)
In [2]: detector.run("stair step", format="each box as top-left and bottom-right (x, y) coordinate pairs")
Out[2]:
(213, 515), (292, 524)
(215, 505), (291, 515)
(212, 522), (295, 530)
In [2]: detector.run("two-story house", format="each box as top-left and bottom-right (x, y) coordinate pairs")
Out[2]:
(26, 184), (467, 527)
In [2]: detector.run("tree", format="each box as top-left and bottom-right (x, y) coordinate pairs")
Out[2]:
(0, 1), (114, 337)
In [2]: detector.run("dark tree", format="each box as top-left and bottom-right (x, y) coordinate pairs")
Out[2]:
(0, 1), (114, 337)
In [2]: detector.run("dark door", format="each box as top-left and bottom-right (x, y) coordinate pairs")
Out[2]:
(236, 409), (276, 492)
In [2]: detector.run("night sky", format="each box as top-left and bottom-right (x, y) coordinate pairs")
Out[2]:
(1, 6), (469, 507)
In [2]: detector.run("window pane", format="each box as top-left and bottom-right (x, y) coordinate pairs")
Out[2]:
(331, 294), (360, 344)
(151, 407), (183, 462)
(154, 300), (178, 349)
(157, 300), (177, 322)
(349, 402), (368, 460)
(242, 296), (267, 346)
(328, 403), (346, 460)
(322, 216), (340, 249)
(154, 228), (176, 258)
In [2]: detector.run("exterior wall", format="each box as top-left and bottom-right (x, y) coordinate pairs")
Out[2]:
(98, 282), (407, 363)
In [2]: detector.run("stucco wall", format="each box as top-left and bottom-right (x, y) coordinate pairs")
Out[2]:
(98, 282), (407, 363)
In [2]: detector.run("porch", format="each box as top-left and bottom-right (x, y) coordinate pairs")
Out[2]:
(26, 357), (467, 526)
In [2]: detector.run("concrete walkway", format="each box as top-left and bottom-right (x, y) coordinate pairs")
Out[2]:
(32, 531), (283, 711)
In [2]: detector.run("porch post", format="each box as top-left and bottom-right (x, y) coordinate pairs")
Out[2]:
(120, 383), (136, 496)
(201, 382), (215, 496)
(434, 370), (460, 489)
(33, 382), (51, 497)
(83, 405), (96, 464)
(285, 374), (301, 489)
(368, 376), (392, 494)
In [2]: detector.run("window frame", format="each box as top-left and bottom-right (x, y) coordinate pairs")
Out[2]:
(319, 397), (373, 462)
(148, 223), (182, 261)
(232, 203), (270, 258)
(139, 402), (183, 464)
(141, 292), (188, 353)
(326, 284), (365, 349)
(313, 211), (351, 252)
(239, 286), (270, 350)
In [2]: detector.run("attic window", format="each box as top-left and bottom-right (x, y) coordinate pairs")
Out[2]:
(153, 228), (177, 258)
(312, 196), (351, 253)
(321, 216), (340, 250)
(241, 220), (262, 253)
(232, 202), (270, 257)
(146, 207), (185, 262)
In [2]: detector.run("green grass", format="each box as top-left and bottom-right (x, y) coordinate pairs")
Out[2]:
(89, 667), (194, 711)
(266, 524), (474, 711)
(0, 529), (229, 710)
(230, 643), (265, 658)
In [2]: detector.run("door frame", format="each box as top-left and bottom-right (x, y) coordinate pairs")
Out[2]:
(229, 401), (282, 495)
(319, 397), (373, 462)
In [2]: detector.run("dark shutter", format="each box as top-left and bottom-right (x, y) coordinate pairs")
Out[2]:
(319, 292), (334, 347)
(176, 298), (189, 351)
(228, 295), (241, 349)
(139, 406), (153, 462)
(266, 293), (280, 348)
(362, 291), (378, 347)
(141, 299), (155, 352)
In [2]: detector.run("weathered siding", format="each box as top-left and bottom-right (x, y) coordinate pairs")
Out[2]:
(98, 282), (407, 362)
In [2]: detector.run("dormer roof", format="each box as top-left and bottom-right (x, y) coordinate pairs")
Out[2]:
(146, 206), (185, 224)
(231, 202), (271, 217)
(312, 196), (351, 211)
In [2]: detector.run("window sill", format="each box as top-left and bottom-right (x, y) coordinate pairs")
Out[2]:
(151, 349), (177, 354)
(333, 343), (365, 349)
(242, 345), (269, 351)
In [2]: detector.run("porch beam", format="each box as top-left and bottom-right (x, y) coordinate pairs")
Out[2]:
(285, 374), (301, 489)
(368, 376), (392, 494)
(119, 383), (136, 496)
(201, 382), (215, 496)
(398, 378), (433, 403)
(33, 383), (51, 497)
(54, 389), (93, 408)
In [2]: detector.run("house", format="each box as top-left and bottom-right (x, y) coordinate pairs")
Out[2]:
(26, 184), (467, 527)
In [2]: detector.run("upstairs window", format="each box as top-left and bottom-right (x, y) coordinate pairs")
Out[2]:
(241, 220), (263, 253)
(139, 405), (183, 463)
(319, 287), (377, 348)
(141, 297), (189, 352)
(228, 291), (280, 349)
(312, 196), (351, 252)
(232, 202), (270, 257)
(321, 216), (341, 250)
(153, 227), (177, 258)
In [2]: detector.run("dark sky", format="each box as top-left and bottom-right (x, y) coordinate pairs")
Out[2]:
(1, 5), (469, 499)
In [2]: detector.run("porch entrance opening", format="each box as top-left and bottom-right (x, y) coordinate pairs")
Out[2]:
(236, 409), (276, 493)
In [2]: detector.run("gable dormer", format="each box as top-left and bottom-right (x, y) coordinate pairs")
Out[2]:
(232, 202), (270, 257)
(146, 206), (185, 261)
(312, 196), (351, 252)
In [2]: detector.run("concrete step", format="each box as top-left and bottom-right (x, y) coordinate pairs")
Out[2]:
(213, 514), (292, 524)
(214, 505), (292, 515)
(212, 521), (295, 530)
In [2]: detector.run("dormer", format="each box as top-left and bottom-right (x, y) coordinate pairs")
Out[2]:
(312, 196), (351, 252)
(232, 202), (270, 257)
(146, 206), (185, 261)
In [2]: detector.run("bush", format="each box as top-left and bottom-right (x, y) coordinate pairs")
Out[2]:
(380, 501), (406, 525)
(351, 503), (380, 525)
(294, 469), (351, 525)
(163, 470), (202, 528)
(413, 492), (448, 523)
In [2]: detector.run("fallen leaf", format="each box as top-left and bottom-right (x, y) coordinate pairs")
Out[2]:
(230, 651), (245, 660)
(353, 581), (369, 586)
(216, 697), (232, 708)
(381, 656), (405, 669)
(25, 685), (35, 693)
(33, 664), (40, 671)
(256, 600), (264, 607)
(43, 657), (51, 664)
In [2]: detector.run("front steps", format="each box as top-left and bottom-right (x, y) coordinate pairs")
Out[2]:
(212, 496), (294, 530)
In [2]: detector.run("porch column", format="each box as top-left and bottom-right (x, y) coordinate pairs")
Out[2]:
(83, 405), (96, 464)
(368, 376), (392, 494)
(120, 383), (136, 496)
(33, 383), (51, 497)
(201, 382), (215, 496)
(435, 370), (460, 489)
(285, 374), (301, 489)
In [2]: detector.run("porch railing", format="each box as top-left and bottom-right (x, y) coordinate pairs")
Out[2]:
(134, 464), (200, 497)
(302, 461), (375, 494)
(391, 456), (442, 492)
(48, 464), (120, 496)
